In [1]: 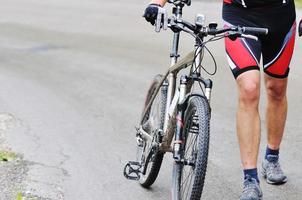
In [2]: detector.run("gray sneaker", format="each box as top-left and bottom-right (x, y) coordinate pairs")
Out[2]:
(261, 155), (287, 185)
(240, 175), (263, 200)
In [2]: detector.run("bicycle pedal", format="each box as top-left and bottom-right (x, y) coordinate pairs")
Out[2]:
(123, 161), (142, 181)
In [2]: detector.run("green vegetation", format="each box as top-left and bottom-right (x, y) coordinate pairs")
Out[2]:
(0, 151), (17, 162)
(16, 193), (23, 200)
(16, 192), (40, 200)
(296, 0), (302, 7)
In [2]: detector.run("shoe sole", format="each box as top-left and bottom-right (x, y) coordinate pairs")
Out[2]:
(261, 165), (287, 185)
(245, 196), (263, 200)
(240, 194), (263, 200)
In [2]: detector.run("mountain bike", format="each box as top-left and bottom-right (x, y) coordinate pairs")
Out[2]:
(123, 0), (268, 199)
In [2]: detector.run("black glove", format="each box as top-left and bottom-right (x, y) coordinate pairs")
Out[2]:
(143, 4), (161, 25)
(299, 19), (302, 37)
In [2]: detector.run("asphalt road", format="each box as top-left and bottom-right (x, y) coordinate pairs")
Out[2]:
(0, 0), (301, 199)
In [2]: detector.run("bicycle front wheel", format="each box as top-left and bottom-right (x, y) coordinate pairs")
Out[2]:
(172, 96), (210, 200)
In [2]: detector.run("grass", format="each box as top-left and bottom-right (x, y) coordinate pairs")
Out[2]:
(296, 0), (302, 7)
(0, 151), (18, 162)
(16, 192), (39, 200)
(16, 193), (23, 200)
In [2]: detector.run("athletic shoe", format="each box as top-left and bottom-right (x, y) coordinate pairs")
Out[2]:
(240, 175), (263, 200)
(261, 155), (287, 185)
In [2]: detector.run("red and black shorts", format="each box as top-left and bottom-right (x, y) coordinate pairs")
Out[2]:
(223, 0), (296, 79)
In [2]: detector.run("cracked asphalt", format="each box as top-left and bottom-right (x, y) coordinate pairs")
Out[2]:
(0, 0), (301, 199)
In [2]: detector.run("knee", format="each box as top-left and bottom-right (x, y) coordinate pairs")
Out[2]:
(238, 81), (260, 106)
(266, 82), (287, 102)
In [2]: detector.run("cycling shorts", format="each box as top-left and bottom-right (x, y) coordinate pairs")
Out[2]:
(223, 0), (296, 79)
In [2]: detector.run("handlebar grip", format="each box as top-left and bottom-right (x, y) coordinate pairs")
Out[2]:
(242, 27), (268, 35)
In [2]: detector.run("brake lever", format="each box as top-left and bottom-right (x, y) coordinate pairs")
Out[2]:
(227, 32), (258, 41)
(155, 7), (168, 32)
(241, 34), (258, 41)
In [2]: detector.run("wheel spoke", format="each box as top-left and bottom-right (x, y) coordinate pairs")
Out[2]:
(181, 168), (195, 199)
(185, 171), (195, 200)
(179, 112), (199, 200)
(184, 134), (198, 158)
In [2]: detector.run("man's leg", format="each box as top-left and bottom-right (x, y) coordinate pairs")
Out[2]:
(236, 70), (261, 171)
(261, 75), (288, 184)
(236, 70), (263, 200)
(265, 75), (288, 150)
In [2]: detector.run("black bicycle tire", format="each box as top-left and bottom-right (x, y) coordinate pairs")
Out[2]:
(139, 74), (167, 188)
(172, 95), (210, 200)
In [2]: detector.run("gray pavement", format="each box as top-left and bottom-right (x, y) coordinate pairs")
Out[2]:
(0, 0), (301, 199)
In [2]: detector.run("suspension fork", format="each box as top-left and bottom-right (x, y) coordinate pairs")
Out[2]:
(172, 74), (213, 158)
(173, 75), (188, 160)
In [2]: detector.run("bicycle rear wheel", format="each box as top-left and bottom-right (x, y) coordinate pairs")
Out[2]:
(138, 74), (167, 188)
(172, 96), (210, 200)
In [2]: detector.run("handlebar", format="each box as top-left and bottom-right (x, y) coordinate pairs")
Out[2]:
(208, 26), (268, 36)
(241, 27), (268, 35)
(167, 17), (268, 40)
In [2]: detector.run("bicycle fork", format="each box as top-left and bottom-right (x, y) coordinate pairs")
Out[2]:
(173, 76), (187, 161)
(172, 75), (212, 162)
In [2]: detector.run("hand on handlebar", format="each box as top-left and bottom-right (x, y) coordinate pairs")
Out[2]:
(143, 4), (168, 32)
(143, 4), (161, 25)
